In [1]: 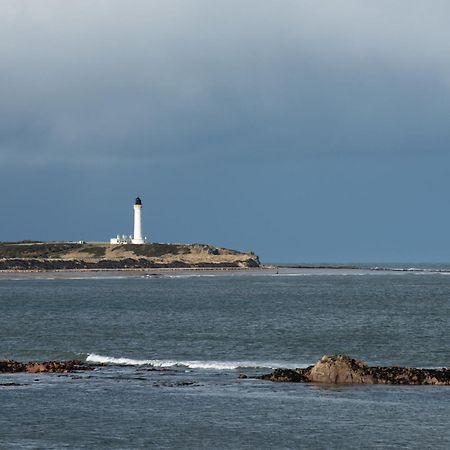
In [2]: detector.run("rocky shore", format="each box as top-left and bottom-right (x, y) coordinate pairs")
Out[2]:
(0, 360), (92, 374)
(260, 355), (450, 385)
(3, 355), (450, 385)
(0, 258), (260, 271)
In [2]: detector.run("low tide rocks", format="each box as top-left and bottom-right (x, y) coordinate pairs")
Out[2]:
(260, 355), (450, 385)
(0, 360), (92, 374)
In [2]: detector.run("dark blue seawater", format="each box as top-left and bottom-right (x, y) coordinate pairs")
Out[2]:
(1, 267), (450, 449)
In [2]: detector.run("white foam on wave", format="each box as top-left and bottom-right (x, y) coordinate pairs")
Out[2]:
(67, 276), (130, 280)
(165, 274), (220, 279)
(86, 353), (305, 370)
(271, 272), (372, 277)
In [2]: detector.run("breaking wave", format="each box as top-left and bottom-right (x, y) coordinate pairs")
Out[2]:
(85, 353), (304, 370)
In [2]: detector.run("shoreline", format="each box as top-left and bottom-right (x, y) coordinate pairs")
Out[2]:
(2, 264), (450, 279)
(0, 266), (274, 279)
(0, 242), (261, 272)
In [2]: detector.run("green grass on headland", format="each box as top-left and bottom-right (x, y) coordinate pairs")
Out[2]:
(113, 243), (197, 257)
(0, 243), (82, 259)
(0, 241), (260, 269)
(78, 246), (106, 258)
(0, 242), (231, 259)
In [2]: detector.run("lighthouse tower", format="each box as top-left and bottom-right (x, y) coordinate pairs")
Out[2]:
(131, 197), (145, 244)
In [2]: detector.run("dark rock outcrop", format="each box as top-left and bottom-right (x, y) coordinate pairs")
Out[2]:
(0, 257), (261, 271)
(259, 368), (310, 383)
(0, 360), (92, 374)
(260, 355), (450, 385)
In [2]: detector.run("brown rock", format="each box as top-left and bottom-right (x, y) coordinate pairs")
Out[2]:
(307, 355), (374, 384)
(25, 360), (90, 373)
(260, 355), (450, 385)
(0, 360), (26, 373)
(0, 359), (92, 374)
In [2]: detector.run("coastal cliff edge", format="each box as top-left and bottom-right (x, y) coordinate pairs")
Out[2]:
(0, 242), (260, 270)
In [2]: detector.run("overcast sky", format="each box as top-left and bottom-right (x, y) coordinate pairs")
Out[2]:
(1, 0), (450, 262)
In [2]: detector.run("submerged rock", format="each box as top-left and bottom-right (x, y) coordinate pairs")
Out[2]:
(0, 360), (92, 374)
(260, 355), (450, 385)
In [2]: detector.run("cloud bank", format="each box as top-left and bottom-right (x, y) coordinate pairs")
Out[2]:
(1, 0), (450, 166)
(2, 1), (450, 261)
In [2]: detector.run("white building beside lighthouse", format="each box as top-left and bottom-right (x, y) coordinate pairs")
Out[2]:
(110, 197), (147, 245)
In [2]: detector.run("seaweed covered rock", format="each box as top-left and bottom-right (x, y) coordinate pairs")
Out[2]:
(260, 355), (450, 385)
(259, 368), (309, 383)
(0, 360), (92, 373)
(0, 360), (26, 373)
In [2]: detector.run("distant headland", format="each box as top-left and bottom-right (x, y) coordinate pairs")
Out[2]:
(0, 196), (261, 271)
(0, 241), (261, 271)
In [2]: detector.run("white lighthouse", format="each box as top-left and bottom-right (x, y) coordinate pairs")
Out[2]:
(132, 197), (145, 244)
(110, 197), (147, 245)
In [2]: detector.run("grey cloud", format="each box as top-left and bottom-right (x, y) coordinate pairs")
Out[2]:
(1, 0), (450, 167)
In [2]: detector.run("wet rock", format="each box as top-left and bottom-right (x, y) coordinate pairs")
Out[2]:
(260, 355), (450, 385)
(0, 256), (261, 270)
(0, 360), (26, 373)
(259, 368), (310, 383)
(307, 355), (374, 384)
(153, 380), (197, 388)
(366, 365), (450, 385)
(0, 360), (92, 374)
(26, 360), (91, 373)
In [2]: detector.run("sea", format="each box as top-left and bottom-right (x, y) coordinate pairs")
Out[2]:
(1, 264), (450, 449)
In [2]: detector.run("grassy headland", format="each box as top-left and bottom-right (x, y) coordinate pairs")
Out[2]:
(0, 242), (260, 271)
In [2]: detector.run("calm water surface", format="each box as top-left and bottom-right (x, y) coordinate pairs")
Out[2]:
(1, 267), (449, 449)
